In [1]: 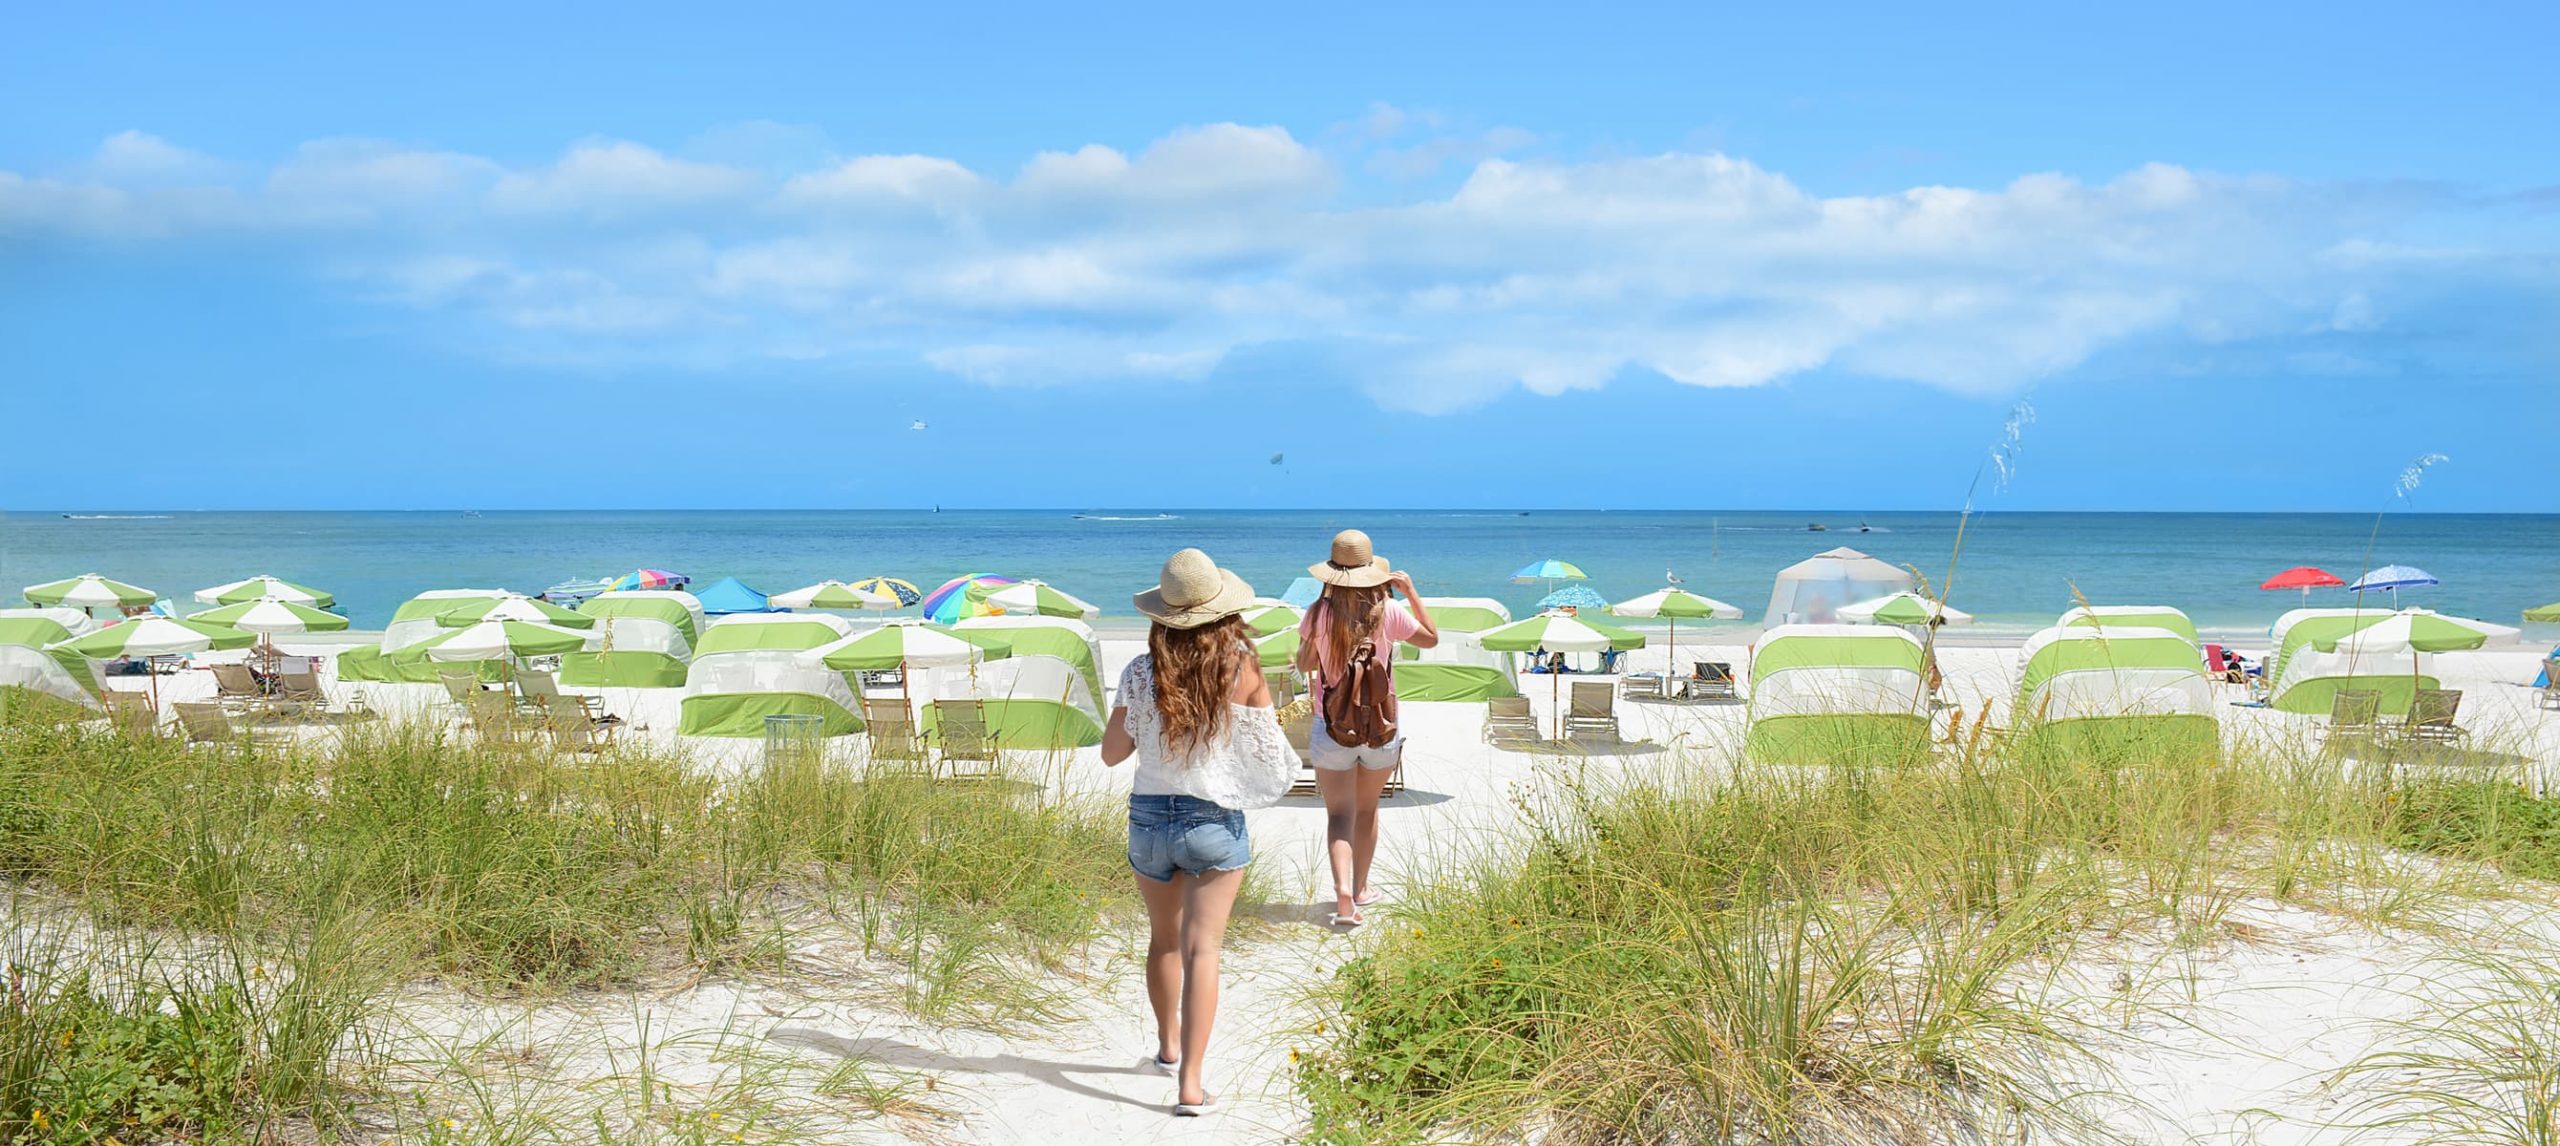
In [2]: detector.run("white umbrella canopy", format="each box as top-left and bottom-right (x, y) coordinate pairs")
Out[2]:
(1610, 588), (1745, 621)
(24, 574), (155, 611)
(2323, 609), (2519, 656)
(807, 619), (1009, 671)
(56, 616), (256, 659)
(1839, 592), (1974, 627)
(770, 581), (901, 611)
(436, 595), (594, 628)
(982, 580), (1101, 619)
(190, 597), (350, 635)
(194, 575), (333, 608)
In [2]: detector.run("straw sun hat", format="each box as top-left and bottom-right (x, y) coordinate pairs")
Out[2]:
(1133, 548), (1257, 629)
(1309, 529), (1394, 588)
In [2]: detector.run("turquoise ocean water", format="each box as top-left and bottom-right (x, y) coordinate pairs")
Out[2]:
(4, 510), (2554, 639)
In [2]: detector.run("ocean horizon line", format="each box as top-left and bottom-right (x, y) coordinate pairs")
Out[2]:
(12, 507), (2556, 519)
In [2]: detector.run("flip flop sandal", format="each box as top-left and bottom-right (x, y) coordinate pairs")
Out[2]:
(1327, 912), (1364, 929)
(1173, 1096), (1220, 1117)
(1150, 1055), (1180, 1077)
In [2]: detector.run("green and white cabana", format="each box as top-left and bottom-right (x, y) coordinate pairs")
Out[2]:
(2061, 605), (2198, 642)
(0, 607), (100, 638)
(190, 598), (350, 635)
(24, 574), (155, 612)
(436, 595), (594, 629)
(769, 581), (901, 612)
(953, 615), (1103, 699)
(981, 580), (1101, 619)
(923, 653), (1105, 750)
(0, 614), (102, 709)
(678, 613), (865, 738)
(1386, 598), (1520, 702)
(2265, 607), (2433, 715)
(194, 575), (334, 609)
(2014, 624), (2218, 761)
(337, 589), (514, 683)
(564, 590), (704, 687)
(1744, 624), (1933, 766)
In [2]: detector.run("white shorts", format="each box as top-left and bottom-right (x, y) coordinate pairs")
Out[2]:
(1308, 709), (1403, 772)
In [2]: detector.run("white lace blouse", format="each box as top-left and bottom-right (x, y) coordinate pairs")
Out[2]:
(1116, 655), (1296, 807)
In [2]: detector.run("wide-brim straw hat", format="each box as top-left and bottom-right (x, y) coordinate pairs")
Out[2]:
(1310, 529), (1394, 588)
(1134, 548), (1257, 629)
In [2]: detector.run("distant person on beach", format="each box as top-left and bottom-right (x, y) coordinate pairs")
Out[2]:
(1103, 548), (1294, 1117)
(1296, 530), (1439, 928)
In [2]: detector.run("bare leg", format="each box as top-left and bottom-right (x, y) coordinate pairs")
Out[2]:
(1176, 866), (1246, 1108)
(1316, 767), (1361, 920)
(1135, 872), (1187, 1066)
(1350, 758), (1395, 902)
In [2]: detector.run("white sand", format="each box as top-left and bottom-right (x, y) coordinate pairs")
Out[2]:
(83, 635), (2560, 1141)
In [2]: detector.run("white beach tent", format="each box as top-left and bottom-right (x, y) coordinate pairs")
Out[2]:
(566, 590), (705, 687)
(1762, 548), (1916, 627)
(678, 613), (864, 737)
(1390, 597), (1520, 702)
(2015, 624), (2218, 759)
(953, 614), (1107, 700)
(0, 612), (103, 709)
(1743, 623), (1933, 765)
(337, 589), (515, 683)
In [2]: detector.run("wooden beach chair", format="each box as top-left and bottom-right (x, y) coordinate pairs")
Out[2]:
(2320, 690), (2381, 752)
(1685, 661), (1738, 702)
(1481, 695), (1540, 745)
(466, 692), (528, 746)
(1563, 681), (1621, 744)
(543, 694), (611, 754)
(2400, 688), (2467, 746)
(271, 670), (327, 720)
(930, 699), (1002, 779)
(210, 663), (265, 714)
(175, 702), (287, 748)
(2540, 659), (2560, 711)
(860, 696), (925, 768)
(103, 691), (160, 738)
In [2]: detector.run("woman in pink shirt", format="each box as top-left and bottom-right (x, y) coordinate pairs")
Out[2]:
(1295, 530), (1438, 927)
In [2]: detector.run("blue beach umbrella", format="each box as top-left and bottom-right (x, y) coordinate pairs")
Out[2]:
(1537, 585), (1610, 611)
(2348, 564), (2439, 608)
(695, 576), (780, 615)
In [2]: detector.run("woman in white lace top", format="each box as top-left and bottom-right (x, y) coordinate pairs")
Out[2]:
(1103, 548), (1294, 1117)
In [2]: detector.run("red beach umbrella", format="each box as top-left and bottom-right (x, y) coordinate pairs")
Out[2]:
(2260, 566), (2345, 604)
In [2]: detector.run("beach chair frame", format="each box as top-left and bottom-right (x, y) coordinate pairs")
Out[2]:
(1481, 695), (1540, 745)
(1685, 661), (1739, 702)
(2540, 659), (2560, 711)
(860, 696), (927, 770)
(930, 699), (1003, 780)
(1563, 681), (1621, 745)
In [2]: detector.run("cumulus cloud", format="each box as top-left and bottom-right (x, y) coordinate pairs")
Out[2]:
(1, 123), (2541, 407)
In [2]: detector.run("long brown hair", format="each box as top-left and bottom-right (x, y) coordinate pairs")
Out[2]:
(1148, 613), (1250, 759)
(1320, 582), (1390, 678)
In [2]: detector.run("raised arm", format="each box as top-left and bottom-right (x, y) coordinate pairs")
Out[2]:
(1391, 571), (1440, 649)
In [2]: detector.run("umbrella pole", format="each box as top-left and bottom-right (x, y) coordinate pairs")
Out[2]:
(1552, 668), (1562, 741)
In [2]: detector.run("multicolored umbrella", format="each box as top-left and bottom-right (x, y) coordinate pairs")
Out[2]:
(1838, 592), (1973, 627)
(190, 598), (350, 635)
(771, 581), (901, 611)
(920, 573), (1020, 625)
(194, 575), (334, 608)
(982, 580), (1100, 619)
(1536, 585), (1610, 611)
(415, 620), (596, 662)
(1509, 559), (1588, 591)
(57, 616), (256, 659)
(608, 568), (690, 592)
(24, 574), (155, 611)
(435, 596), (594, 628)
(849, 576), (923, 607)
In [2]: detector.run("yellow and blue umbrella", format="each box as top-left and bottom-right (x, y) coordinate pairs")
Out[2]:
(849, 576), (923, 607)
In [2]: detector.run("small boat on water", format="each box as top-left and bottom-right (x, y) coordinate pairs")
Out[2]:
(1808, 523), (1828, 532)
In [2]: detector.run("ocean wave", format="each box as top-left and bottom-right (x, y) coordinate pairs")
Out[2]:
(1072, 514), (1180, 522)
(60, 514), (172, 520)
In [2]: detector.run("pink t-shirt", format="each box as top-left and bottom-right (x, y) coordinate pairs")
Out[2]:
(1299, 599), (1422, 686)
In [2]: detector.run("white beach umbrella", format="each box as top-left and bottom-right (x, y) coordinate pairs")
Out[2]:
(190, 597), (349, 635)
(1477, 611), (1647, 738)
(982, 580), (1101, 619)
(435, 595), (594, 628)
(415, 620), (597, 662)
(24, 574), (155, 611)
(770, 580), (901, 611)
(2323, 609), (2519, 656)
(1838, 592), (1973, 627)
(1610, 587), (1744, 684)
(194, 575), (334, 608)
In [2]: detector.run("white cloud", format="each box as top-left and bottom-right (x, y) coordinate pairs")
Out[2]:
(1, 123), (2538, 407)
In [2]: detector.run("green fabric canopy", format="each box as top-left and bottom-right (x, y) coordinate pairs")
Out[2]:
(24, 574), (154, 610)
(579, 594), (701, 643)
(2523, 601), (2559, 624)
(190, 598), (349, 634)
(412, 620), (592, 661)
(194, 575), (334, 608)
(58, 617), (256, 659)
(816, 623), (1009, 671)
(1475, 612), (1646, 653)
(694, 619), (849, 655)
(1748, 631), (1926, 683)
(436, 596), (593, 628)
(2019, 630), (2202, 695)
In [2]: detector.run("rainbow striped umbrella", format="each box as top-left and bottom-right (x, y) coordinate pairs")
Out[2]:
(920, 573), (1020, 625)
(608, 568), (690, 592)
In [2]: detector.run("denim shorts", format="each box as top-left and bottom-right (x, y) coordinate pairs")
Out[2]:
(1127, 794), (1251, 882)
(1308, 709), (1404, 772)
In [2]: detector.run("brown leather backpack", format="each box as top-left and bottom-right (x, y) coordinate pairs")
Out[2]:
(1317, 602), (1398, 748)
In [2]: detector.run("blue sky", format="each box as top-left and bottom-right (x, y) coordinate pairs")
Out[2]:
(4, 2), (2554, 512)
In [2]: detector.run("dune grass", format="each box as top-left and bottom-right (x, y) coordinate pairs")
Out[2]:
(1290, 719), (2545, 1145)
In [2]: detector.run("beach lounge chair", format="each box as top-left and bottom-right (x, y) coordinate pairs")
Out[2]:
(931, 699), (1002, 779)
(271, 669), (327, 720)
(438, 670), (482, 707)
(860, 697), (925, 767)
(1564, 681), (1620, 744)
(210, 663), (265, 714)
(466, 692), (528, 746)
(103, 691), (160, 738)
(2320, 690), (2381, 750)
(2540, 659), (2560, 711)
(543, 694), (610, 754)
(1686, 661), (1738, 702)
(1482, 695), (1540, 744)
(174, 702), (242, 746)
(2401, 688), (2467, 746)
(1618, 674), (1664, 701)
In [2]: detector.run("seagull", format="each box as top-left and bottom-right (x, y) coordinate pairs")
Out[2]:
(1665, 569), (1684, 585)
